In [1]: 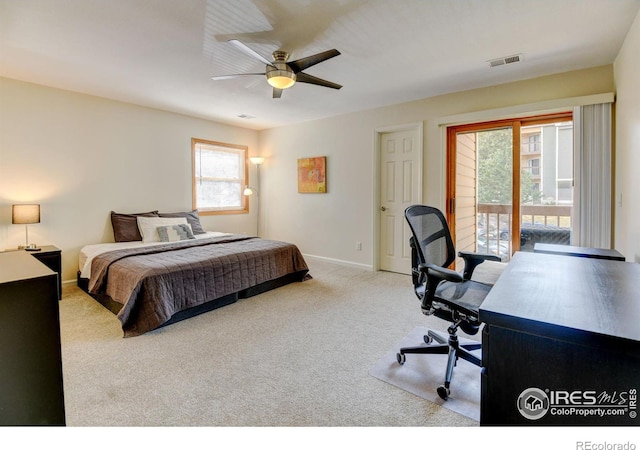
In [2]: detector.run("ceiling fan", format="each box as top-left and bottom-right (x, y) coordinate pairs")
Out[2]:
(212, 39), (342, 98)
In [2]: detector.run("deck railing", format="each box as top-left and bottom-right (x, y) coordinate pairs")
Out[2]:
(475, 203), (572, 261)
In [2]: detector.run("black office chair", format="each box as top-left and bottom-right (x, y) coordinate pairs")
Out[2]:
(397, 205), (501, 400)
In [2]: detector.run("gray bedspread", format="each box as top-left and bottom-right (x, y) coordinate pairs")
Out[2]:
(89, 235), (309, 337)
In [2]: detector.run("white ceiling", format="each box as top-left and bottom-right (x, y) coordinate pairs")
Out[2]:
(1, 0), (639, 130)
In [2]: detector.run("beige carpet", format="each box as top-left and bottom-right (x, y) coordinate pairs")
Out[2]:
(366, 260), (505, 424)
(58, 258), (479, 427)
(368, 326), (481, 422)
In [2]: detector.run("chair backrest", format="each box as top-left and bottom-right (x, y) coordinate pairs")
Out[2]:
(405, 205), (455, 269)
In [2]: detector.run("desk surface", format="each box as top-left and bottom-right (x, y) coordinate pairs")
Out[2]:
(0, 250), (55, 284)
(479, 251), (640, 352)
(533, 243), (625, 261)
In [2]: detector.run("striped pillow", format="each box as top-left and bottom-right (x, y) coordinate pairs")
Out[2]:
(156, 224), (195, 242)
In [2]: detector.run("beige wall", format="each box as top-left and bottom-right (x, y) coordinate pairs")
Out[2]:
(614, 9), (640, 263)
(259, 66), (614, 268)
(0, 78), (259, 281)
(0, 63), (620, 282)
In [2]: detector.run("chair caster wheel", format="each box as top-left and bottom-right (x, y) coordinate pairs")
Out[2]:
(396, 353), (406, 365)
(437, 385), (450, 400)
(423, 334), (433, 344)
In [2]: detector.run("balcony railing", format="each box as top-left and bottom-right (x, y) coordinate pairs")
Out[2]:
(475, 203), (572, 261)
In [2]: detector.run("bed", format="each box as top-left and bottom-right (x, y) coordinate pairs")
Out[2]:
(77, 210), (310, 337)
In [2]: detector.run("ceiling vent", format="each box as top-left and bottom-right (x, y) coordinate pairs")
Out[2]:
(488, 54), (523, 68)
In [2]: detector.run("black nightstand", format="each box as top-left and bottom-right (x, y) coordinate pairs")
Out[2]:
(29, 245), (62, 300)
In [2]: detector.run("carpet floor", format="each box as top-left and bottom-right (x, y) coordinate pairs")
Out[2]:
(369, 326), (481, 422)
(58, 258), (489, 427)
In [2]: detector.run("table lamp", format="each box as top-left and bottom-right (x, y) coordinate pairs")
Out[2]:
(12, 204), (41, 251)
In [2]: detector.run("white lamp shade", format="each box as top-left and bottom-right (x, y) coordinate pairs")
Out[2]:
(266, 73), (296, 89)
(249, 157), (265, 165)
(12, 204), (40, 224)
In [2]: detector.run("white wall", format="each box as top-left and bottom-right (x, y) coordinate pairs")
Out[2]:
(0, 77), (259, 281)
(614, 9), (640, 263)
(259, 66), (614, 268)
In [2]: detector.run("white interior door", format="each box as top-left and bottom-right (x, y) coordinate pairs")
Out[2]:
(379, 127), (422, 274)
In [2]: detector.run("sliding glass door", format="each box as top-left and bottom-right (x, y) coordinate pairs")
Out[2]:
(447, 113), (573, 267)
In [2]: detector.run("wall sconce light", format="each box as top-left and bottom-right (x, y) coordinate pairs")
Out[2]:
(12, 204), (41, 251)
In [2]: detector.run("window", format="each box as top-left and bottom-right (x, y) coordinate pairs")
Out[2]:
(527, 133), (541, 152)
(192, 138), (248, 215)
(528, 158), (540, 176)
(557, 179), (573, 204)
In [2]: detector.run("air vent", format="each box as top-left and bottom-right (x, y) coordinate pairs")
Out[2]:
(488, 54), (523, 68)
(237, 114), (255, 119)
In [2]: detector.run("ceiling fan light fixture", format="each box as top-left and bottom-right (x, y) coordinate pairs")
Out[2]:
(216, 41), (341, 97)
(266, 64), (296, 89)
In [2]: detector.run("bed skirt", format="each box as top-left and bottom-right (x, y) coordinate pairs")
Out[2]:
(76, 270), (309, 332)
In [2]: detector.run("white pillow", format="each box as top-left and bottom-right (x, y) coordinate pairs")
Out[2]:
(137, 216), (188, 243)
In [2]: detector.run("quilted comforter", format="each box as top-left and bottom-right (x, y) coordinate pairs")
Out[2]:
(89, 234), (309, 337)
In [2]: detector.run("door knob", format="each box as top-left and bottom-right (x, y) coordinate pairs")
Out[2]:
(380, 206), (387, 211)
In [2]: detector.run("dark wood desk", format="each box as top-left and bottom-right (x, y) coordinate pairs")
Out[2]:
(479, 252), (640, 426)
(533, 243), (625, 261)
(0, 251), (65, 425)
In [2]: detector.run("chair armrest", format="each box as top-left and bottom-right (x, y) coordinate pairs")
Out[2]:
(416, 263), (464, 314)
(458, 251), (502, 262)
(419, 263), (464, 283)
(458, 251), (502, 280)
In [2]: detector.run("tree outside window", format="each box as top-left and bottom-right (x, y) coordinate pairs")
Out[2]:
(477, 129), (541, 205)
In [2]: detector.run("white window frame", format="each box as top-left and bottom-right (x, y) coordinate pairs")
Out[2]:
(192, 138), (248, 215)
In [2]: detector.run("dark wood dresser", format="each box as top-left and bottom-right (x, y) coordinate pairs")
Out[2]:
(0, 250), (65, 426)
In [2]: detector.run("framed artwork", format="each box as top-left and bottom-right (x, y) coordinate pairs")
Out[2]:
(297, 156), (327, 193)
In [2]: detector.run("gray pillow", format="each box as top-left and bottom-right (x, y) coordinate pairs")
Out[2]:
(111, 210), (159, 242)
(158, 210), (205, 234)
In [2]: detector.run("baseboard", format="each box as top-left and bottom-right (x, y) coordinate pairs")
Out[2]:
(302, 253), (373, 271)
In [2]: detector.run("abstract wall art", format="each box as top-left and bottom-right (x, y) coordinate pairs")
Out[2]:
(297, 156), (327, 193)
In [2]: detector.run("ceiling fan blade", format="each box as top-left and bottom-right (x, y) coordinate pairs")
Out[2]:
(272, 88), (283, 99)
(211, 73), (265, 80)
(295, 72), (342, 90)
(228, 39), (275, 67)
(288, 49), (340, 73)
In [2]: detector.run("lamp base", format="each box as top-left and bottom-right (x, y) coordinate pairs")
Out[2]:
(19, 244), (41, 251)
